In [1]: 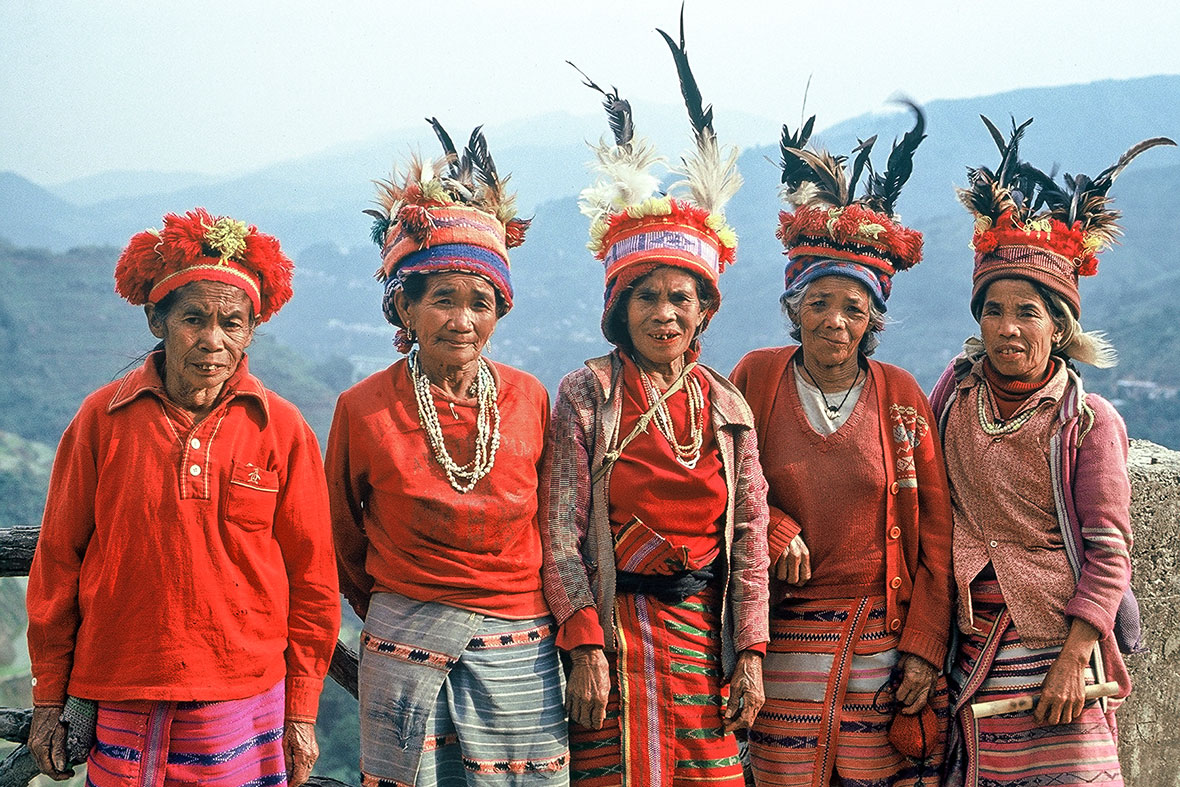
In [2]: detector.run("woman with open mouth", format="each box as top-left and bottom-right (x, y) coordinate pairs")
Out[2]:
(541, 21), (770, 786)
(931, 118), (1173, 787)
(730, 102), (954, 787)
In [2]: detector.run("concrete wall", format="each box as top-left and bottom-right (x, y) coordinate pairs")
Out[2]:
(1120, 439), (1180, 787)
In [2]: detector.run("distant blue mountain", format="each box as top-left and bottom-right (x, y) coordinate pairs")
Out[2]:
(2, 74), (1177, 448)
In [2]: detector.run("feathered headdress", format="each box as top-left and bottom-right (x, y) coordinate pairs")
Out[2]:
(777, 100), (927, 310)
(366, 120), (530, 350)
(114, 207), (294, 322)
(574, 6), (742, 343)
(959, 115), (1175, 317)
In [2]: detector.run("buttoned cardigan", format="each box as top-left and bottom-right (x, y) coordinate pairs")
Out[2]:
(26, 353), (340, 721)
(730, 345), (954, 668)
(539, 351), (770, 679)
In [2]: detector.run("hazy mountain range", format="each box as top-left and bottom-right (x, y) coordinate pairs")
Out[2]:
(1, 74), (1178, 483)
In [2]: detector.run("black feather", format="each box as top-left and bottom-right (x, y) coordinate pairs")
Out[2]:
(980, 115), (1007, 156)
(1090, 137), (1176, 195)
(466, 126), (500, 194)
(427, 117), (460, 178)
(567, 61), (634, 149)
(657, 6), (713, 144)
(1020, 163), (1068, 214)
(779, 116), (817, 187)
(864, 100), (926, 215)
(847, 136), (877, 201)
(996, 117), (1033, 185)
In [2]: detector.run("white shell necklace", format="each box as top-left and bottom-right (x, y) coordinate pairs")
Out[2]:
(638, 366), (705, 469)
(408, 348), (500, 493)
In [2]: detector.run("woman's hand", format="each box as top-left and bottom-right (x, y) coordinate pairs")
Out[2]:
(724, 650), (765, 733)
(774, 534), (811, 585)
(283, 719), (319, 787)
(566, 645), (611, 730)
(894, 654), (938, 714)
(28, 705), (72, 780)
(1034, 619), (1100, 726)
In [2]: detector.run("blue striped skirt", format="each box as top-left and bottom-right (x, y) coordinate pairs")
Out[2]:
(359, 593), (568, 786)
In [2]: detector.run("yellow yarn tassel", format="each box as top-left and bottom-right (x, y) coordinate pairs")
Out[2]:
(202, 217), (249, 263)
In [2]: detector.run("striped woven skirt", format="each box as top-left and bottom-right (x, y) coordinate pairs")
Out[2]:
(86, 680), (287, 787)
(360, 603), (569, 787)
(570, 582), (743, 787)
(948, 578), (1123, 787)
(749, 596), (947, 787)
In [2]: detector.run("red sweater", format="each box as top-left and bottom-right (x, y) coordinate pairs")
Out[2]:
(26, 353), (340, 721)
(759, 362), (887, 599)
(327, 358), (550, 620)
(609, 354), (727, 566)
(731, 346), (954, 668)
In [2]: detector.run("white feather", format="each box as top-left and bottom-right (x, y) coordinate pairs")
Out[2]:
(578, 135), (667, 226)
(668, 133), (742, 215)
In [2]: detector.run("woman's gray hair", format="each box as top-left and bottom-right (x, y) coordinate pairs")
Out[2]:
(1035, 283), (1117, 368)
(965, 279), (1117, 368)
(780, 281), (886, 357)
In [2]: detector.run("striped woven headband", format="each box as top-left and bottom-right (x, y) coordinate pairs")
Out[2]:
(147, 261), (262, 313)
(395, 243), (514, 301)
(604, 226), (721, 281)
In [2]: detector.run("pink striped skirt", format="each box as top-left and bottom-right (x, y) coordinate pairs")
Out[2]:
(949, 579), (1123, 786)
(86, 681), (287, 787)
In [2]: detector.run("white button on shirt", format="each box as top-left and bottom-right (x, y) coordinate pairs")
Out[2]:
(190, 465), (202, 477)
(190, 437), (201, 450)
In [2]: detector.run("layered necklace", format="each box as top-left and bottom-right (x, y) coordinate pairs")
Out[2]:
(798, 357), (862, 420)
(638, 366), (706, 468)
(408, 348), (500, 493)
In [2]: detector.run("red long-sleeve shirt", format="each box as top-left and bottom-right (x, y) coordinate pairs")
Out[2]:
(326, 358), (550, 620)
(26, 353), (340, 722)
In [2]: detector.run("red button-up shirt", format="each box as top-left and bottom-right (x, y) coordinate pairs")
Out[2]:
(26, 353), (340, 722)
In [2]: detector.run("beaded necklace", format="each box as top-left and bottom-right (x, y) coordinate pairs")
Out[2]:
(408, 349), (501, 493)
(638, 366), (706, 468)
(975, 381), (1039, 436)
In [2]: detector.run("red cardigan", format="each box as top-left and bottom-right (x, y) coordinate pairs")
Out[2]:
(730, 346), (954, 667)
(26, 354), (340, 722)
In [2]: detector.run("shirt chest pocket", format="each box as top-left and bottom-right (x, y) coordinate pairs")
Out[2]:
(224, 460), (280, 531)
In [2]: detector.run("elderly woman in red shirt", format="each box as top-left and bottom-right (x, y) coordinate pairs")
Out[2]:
(327, 124), (568, 786)
(26, 209), (340, 787)
(542, 39), (770, 787)
(931, 120), (1172, 787)
(730, 106), (954, 787)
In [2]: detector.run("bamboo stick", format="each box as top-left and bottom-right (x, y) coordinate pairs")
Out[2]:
(970, 681), (1120, 719)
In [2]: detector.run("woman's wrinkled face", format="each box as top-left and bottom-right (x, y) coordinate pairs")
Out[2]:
(979, 278), (1061, 383)
(397, 272), (499, 369)
(147, 281), (255, 402)
(625, 267), (706, 370)
(796, 276), (871, 369)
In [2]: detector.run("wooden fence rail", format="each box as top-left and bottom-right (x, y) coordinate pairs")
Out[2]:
(0, 525), (359, 787)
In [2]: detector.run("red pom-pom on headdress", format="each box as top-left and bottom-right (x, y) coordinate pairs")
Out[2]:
(113, 208), (294, 322)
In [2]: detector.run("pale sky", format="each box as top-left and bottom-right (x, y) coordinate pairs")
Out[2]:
(3, 0), (1179, 185)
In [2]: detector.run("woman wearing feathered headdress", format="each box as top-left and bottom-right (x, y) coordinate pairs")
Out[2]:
(539, 14), (770, 785)
(326, 124), (568, 785)
(730, 102), (954, 786)
(931, 119), (1173, 787)
(26, 210), (340, 787)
